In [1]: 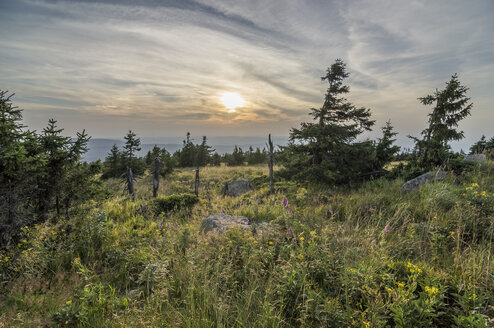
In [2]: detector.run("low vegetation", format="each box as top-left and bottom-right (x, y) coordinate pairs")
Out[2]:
(1, 162), (493, 327)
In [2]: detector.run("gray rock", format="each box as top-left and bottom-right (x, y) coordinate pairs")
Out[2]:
(401, 170), (447, 192)
(223, 179), (254, 197)
(463, 154), (486, 163)
(200, 213), (251, 233)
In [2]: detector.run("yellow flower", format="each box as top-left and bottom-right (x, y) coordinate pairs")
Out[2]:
(425, 286), (439, 296)
(4, 257), (9, 262)
(299, 237), (304, 241)
(396, 282), (405, 288)
(310, 230), (316, 237)
(386, 287), (392, 292)
(363, 321), (371, 328)
(268, 241), (273, 245)
(298, 254), (304, 260)
(471, 183), (479, 188)
(466, 186), (473, 191)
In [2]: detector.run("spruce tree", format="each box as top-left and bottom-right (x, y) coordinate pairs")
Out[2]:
(375, 120), (400, 169)
(283, 59), (375, 184)
(123, 130), (142, 173)
(411, 74), (472, 168)
(102, 144), (124, 179)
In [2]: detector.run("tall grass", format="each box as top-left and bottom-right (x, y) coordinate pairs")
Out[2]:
(1, 162), (493, 327)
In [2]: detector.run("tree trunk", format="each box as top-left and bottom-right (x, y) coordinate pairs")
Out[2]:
(268, 134), (274, 194)
(195, 167), (199, 197)
(127, 167), (135, 202)
(153, 157), (160, 198)
(56, 195), (60, 215)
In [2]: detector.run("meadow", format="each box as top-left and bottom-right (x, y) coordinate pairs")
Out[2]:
(1, 163), (493, 327)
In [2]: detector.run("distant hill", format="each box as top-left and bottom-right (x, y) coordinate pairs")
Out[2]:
(82, 136), (289, 162)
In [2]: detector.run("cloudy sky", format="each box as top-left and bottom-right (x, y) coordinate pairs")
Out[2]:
(1, 0), (493, 150)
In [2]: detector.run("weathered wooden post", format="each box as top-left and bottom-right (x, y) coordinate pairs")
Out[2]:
(195, 167), (199, 197)
(268, 133), (274, 194)
(153, 157), (160, 198)
(127, 167), (135, 202)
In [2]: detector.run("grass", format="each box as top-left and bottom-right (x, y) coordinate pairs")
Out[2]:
(1, 163), (494, 327)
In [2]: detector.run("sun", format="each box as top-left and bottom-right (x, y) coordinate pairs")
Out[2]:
(221, 92), (245, 112)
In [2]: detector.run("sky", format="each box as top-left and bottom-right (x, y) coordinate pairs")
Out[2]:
(1, 0), (493, 151)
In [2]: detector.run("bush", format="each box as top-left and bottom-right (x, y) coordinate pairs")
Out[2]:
(149, 194), (198, 215)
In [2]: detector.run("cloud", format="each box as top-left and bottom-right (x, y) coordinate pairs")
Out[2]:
(1, 0), (493, 150)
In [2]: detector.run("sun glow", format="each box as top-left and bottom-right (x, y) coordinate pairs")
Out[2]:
(221, 92), (245, 112)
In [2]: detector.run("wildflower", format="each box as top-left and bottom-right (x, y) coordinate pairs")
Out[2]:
(159, 222), (163, 231)
(396, 282), (405, 288)
(310, 230), (316, 237)
(425, 286), (439, 296)
(221, 209), (225, 214)
(288, 228), (293, 237)
(269, 241), (273, 245)
(282, 197), (288, 207)
(385, 225), (390, 233)
(299, 237), (304, 242)
(298, 254), (304, 260)
(386, 287), (392, 292)
(4, 257), (9, 262)
(288, 209), (293, 214)
(363, 321), (371, 328)
(329, 206), (333, 214)
(466, 186), (473, 191)
(471, 183), (479, 188)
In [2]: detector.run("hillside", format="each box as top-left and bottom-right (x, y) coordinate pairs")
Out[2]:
(1, 163), (493, 327)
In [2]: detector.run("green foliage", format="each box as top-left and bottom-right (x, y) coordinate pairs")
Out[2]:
(173, 132), (215, 168)
(123, 130), (145, 176)
(102, 144), (125, 179)
(410, 74), (472, 169)
(0, 91), (96, 246)
(281, 59), (376, 184)
(144, 145), (176, 178)
(375, 120), (401, 169)
(149, 193), (199, 215)
(470, 135), (494, 159)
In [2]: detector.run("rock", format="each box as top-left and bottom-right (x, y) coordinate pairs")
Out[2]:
(401, 170), (447, 192)
(200, 213), (251, 233)
(223, 179), (254, 197)
(463, 154), (486, 163)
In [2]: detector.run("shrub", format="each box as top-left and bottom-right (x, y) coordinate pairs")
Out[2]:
(149, 193), (198, 215)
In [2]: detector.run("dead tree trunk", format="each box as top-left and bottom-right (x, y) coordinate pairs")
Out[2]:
(153, 157), (160, 198)
(127, 167), (135, 202)
(268, 134), (274, 194)
(195, 167), (199, 197)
